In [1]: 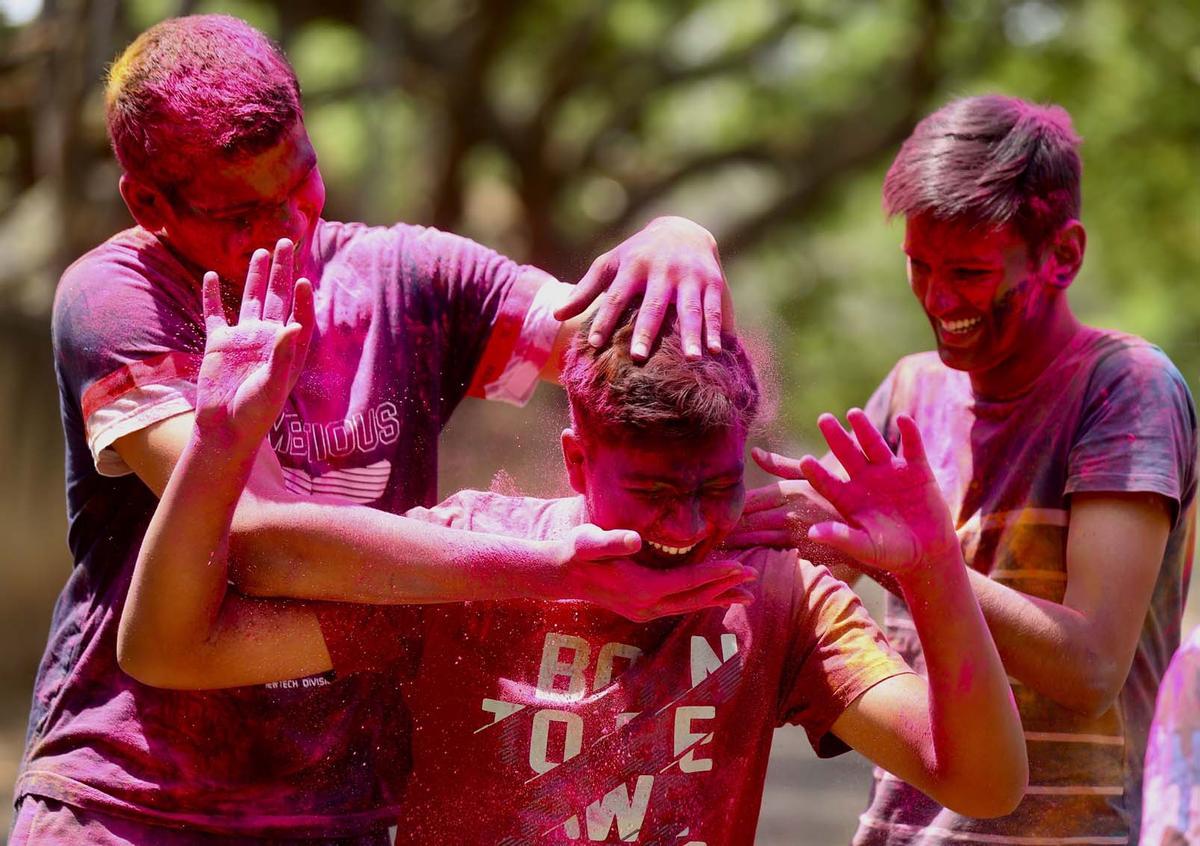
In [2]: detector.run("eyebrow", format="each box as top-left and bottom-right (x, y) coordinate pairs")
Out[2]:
(623, 471), (743, 486)
(203, 157), (318, 217)
(904, 248), (1002, 266)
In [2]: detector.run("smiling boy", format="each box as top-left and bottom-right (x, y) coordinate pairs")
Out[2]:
(751, 95), (1198, 844)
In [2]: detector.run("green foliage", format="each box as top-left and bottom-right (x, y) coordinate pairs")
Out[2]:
(2, 0), (1197, 449)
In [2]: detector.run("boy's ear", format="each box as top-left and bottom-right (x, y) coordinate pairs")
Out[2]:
(561, 428), (588, 495)
(1042, 219), (1086, 290)
(119, 174), (171, 233)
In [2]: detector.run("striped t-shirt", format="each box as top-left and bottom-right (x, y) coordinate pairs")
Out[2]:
(853, 328), (1197, 846)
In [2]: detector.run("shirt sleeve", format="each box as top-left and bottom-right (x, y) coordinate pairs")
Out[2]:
(778, 558), (914, 757)
(1066, 343), (1198, 527)
(395, 225), (570, 410)
(52, 244), (205, 477)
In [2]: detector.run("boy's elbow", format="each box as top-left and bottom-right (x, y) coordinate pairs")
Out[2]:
(1063, 660), (1124, 719)
(117, 625), (204, 690)
(1068, 689), (1120, 720)
(118, 646), (208, 690)
(938, 767), (1027, 819)
(116, 637), (173, 689)
(935, 745), (1028, 819)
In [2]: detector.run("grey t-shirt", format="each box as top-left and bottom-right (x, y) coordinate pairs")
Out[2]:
(854, 327), (1197, 846)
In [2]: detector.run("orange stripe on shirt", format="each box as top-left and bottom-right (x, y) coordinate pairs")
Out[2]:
(81, 351), (202, 422)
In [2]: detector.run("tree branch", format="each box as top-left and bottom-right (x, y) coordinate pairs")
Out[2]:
(717, 0), (947, 258)
(574, 11), (802, 175)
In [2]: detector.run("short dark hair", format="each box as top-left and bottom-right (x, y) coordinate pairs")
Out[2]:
(106, 15), (303, 191)
(883, 95), (1082, 251)
(561, 305), (760, 444)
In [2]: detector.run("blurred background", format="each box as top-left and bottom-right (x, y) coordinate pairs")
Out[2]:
(1, 0), (1198, 842)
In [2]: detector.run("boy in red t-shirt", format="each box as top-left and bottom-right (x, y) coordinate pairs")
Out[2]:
(115, 256), (1028, 843)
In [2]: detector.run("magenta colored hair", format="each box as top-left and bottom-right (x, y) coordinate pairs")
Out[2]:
(561, 304), (761, 443)
(106, 15), (302, 190)
(883, 95), (1082, 250)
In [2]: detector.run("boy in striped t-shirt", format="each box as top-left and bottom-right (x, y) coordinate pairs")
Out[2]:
(750, 95), (1197, 845)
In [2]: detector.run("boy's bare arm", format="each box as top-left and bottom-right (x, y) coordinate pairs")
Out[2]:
(963, 491), (1169, 717)
(743, 422), (1171, 717)
(118, 426), (335, 689)
(118, 267), (334, 689)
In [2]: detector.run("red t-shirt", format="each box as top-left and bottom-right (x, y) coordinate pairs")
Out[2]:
(321, 492), (913, 845)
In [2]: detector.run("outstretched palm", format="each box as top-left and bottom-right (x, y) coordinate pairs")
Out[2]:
(798, 409), (959, 578)
(195, 240), (314, 446)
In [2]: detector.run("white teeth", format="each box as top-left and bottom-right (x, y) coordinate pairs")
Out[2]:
(648, 540), (699, 556)
(940, 317), (982, 333)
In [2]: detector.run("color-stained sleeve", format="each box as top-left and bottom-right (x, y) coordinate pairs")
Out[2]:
(1066, 343), (1198, 527)
(778, 558), (913, 757)
(396, 225), (569, 410)
(52, 248), (205, 477)
(465, 269), (571, 407)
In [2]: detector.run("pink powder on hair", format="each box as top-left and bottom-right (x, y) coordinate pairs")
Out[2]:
(106, 15), (302, 189)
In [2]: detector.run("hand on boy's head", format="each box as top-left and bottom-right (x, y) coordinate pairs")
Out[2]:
(195, 238), (314, 445)
(800, 410), (960, 579)
(559, 523), (756, 621)
(555, 216), (733, 361)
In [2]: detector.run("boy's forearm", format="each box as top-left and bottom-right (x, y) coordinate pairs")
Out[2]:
(965, 569), (1115, 715)
(226, 488), (564, 605)
(899, 550), (1026, 805)
(119, 430), (257, 678)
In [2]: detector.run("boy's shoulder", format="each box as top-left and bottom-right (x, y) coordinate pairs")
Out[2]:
(56, 227), (182, 306)
(729, 546), (859, 623)
(1076, 326), (1190, 387)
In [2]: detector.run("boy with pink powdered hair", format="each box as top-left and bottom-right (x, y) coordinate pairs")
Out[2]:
(15, 13), (751, 844)
(749, 95), (1197, 845)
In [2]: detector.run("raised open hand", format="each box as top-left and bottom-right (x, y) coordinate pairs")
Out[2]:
(195, 239), (314, 445)
(797, 409), (959, 578)
(554, 216), (733, 360)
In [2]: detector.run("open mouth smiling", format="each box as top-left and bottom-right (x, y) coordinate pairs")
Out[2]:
(646, 539), (701, 557)
(939, 316), (982, 334)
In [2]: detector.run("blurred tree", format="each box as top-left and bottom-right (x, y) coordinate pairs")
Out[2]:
(0, 2), (1197, 838)
(0, 0), (1196, 585)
